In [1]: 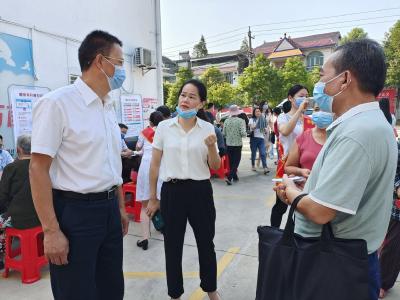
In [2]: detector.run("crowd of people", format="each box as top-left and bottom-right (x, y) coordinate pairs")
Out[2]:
(0, 30), (398, 300)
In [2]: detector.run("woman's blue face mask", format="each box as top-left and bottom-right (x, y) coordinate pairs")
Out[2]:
(312, 111), (334, 129)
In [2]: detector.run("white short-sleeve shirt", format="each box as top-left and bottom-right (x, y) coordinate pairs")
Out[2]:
(277, 113), (303, 156)
(152, 117), (216, 181)
(31, 77), (123, 193)
(248, 117), (266, 139)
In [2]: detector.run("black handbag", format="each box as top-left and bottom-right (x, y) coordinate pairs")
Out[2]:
(256, 195), (370, 300)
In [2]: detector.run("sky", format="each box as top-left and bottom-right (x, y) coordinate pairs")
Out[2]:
(160, 0), (400, 60)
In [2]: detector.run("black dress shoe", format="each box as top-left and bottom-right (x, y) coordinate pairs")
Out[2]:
(225, 179), (232, 185)
(137, 239), (149, 250)
(233, 177), (239, 182)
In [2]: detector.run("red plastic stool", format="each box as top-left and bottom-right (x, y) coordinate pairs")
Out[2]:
(123, 182), (141, 222)
(3, 226), (48, 284)
(130, 170), (138, 183)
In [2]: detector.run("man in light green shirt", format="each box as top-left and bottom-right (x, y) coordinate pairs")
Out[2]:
(276, 39), (397, 300)
(222, 105), (247, 185)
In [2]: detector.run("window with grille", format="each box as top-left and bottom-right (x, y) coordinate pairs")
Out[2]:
(306, 51), (324, 70)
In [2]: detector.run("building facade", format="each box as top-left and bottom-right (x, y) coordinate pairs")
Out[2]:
(0, 0), (163, 150)
(254, 32), (341, 69)
(172, 50), (249, 86)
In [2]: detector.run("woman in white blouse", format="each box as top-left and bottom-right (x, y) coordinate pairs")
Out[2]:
(271, 84), (309, 228)
(147, 79), (221, 300)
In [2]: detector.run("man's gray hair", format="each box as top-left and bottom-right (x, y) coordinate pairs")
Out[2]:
(17, 134), (31, 155)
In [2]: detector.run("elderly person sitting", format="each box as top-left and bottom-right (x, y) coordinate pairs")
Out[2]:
(0, 134), (40, 269)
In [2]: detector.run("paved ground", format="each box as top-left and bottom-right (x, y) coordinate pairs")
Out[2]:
(0, 141), (399, 299)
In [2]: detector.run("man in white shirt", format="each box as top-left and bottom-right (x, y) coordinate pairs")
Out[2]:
(30, 30), (128, 300)
(0, 135), (14, 175)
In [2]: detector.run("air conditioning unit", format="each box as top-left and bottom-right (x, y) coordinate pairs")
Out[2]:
(135, 47), (152, 67)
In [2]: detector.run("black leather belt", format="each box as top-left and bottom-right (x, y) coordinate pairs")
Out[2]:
(53, 186), (118, 201)
(168, 179), (209, 184)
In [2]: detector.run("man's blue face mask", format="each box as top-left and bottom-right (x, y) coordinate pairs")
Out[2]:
(101, 56), (126, 91)
(313, 72), (349, 113)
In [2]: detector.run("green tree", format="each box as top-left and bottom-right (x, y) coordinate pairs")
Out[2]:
(384, 20), (400, 86)
(238, 54), (283, 106)
(238, 37), (250, 73)
(340, 27), (368, 45)
(240, 37), (249, 53)
(208, 82), (238, 107)
(201, 67), (225, 89)
(166, 67), (193, 109)
(279, 57), (310, 94)
(307, 66), (321, 91)
(163, 81), (172, 102)
(192, 35), (208, 58)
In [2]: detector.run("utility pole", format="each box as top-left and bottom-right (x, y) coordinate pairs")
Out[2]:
(248, 26), (255, 64)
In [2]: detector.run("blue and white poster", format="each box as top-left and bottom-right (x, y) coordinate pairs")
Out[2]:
(8, 85), (50, 143)
(0, 32), (36, 153)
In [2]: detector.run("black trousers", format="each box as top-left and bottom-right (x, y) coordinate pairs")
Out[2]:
(227, 146), (242, 181)
(379, 218), (400, 291)
(161, 179), (217, 299)
(50, 193), (124, 300)
(270, 193), (288, 228)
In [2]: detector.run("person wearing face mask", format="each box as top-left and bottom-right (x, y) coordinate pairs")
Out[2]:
(270, 85), (309, 228)
(146, 79), (221, 300)
(275, 39), (397, 300)
(30, 30), (128, 300)
(284, 107), (331, 179)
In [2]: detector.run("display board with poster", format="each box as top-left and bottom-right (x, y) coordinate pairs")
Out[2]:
(8, 85), (51, 144)
(120, 94), (144, 137)
(142, 97), (158, 127)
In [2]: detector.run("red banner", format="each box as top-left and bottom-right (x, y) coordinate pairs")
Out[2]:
(303, 115), (315, 131)
(141, 127), (155, 144)
(377, 88), (398, 114)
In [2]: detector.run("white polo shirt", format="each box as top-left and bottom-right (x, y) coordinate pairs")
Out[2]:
(152, 117), (216, 182)
(31, 77), (123, 193)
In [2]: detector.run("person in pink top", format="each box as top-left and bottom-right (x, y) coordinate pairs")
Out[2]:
(284, 108), (333, 178)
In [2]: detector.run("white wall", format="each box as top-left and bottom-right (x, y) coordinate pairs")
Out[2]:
(0, 0), (163, 148)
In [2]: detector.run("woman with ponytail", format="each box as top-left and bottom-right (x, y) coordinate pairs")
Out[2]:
(146, 79), (221, 300)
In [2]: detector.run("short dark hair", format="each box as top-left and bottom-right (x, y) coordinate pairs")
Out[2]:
(207, 103), (214, 109)
(273, 107), (282, 115)
(332, 39), (386, 97)
(78, 30), (123, 71)
(178, 79), (207, 102)
(118, 123), (128, 130)
(287, 84), (308, 98)
(149, 111), (164, 127)
(196, 109), (211, 123)
(237, 112), (249, 127)
(156, 105), (171, 119)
